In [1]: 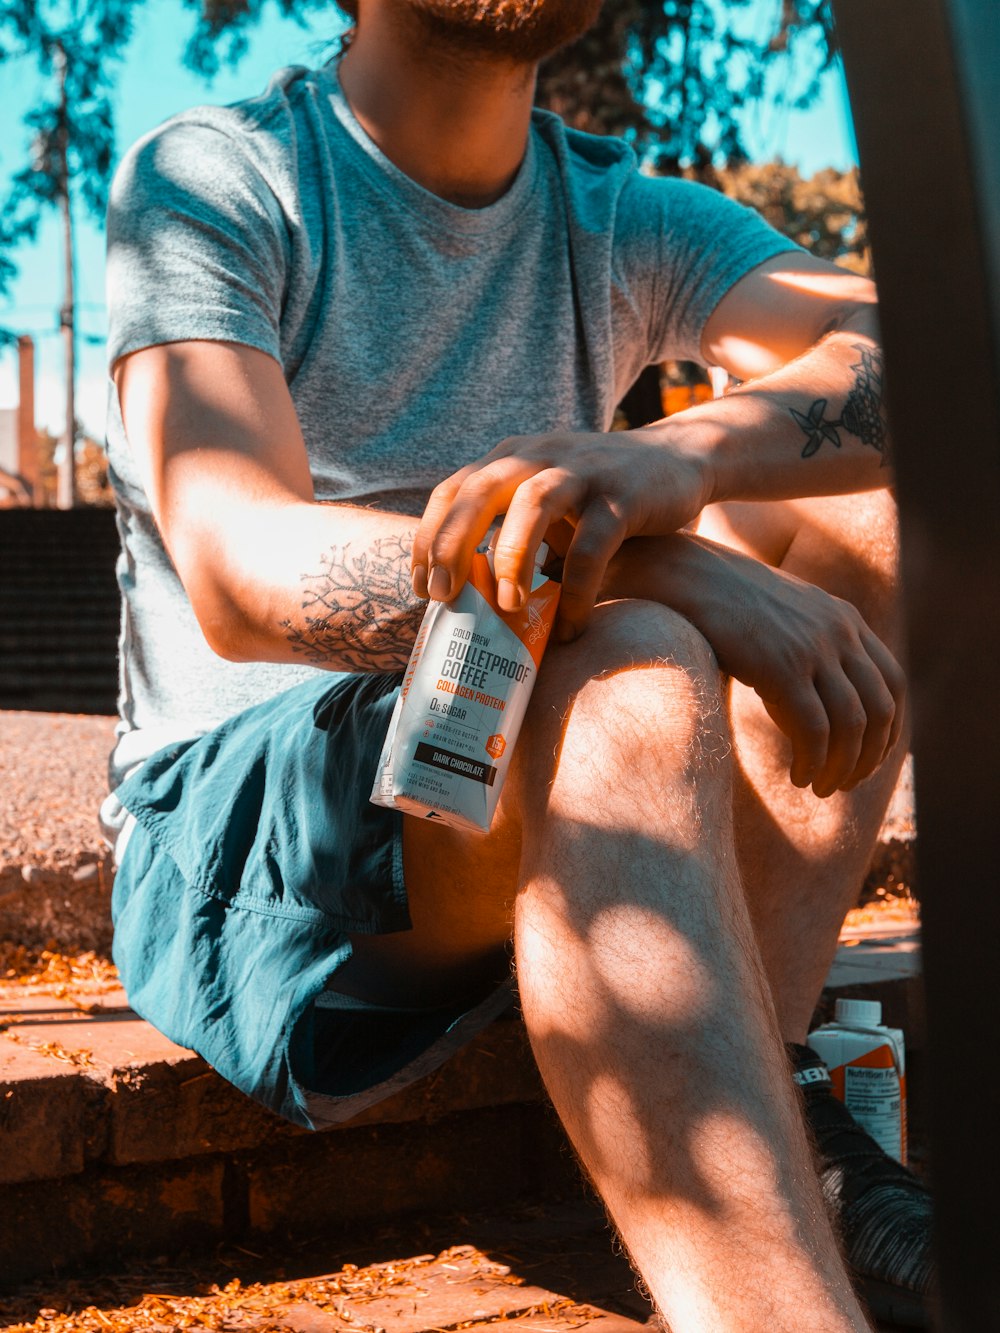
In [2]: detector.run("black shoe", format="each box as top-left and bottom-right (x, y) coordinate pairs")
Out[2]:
(789, 1042), (934, 1328)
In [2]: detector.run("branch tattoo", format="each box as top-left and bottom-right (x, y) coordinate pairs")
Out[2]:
(791, 344), (889, 465)
(281, 534), (422, 672)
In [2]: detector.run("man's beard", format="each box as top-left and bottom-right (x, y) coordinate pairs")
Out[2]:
(401, 0), (604, 64)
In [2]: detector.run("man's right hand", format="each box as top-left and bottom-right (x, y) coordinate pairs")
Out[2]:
(604, 534), (906, 799)
(411, 424), (717, 641)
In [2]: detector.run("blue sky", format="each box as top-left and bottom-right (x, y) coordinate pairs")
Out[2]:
(0, 3), (857, 440)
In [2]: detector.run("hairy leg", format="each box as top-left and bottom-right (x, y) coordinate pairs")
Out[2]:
(340, 600), (870, 1331)
(697, 489), (905, 1041)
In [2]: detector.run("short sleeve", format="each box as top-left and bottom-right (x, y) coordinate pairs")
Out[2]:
(106, 118), (289, 372)
(614, 174), (804, 366)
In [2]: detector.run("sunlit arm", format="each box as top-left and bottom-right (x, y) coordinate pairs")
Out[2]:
(412, 252), (892, 635)
(115, 340), (424, 671)
(644, 251), (891, 504)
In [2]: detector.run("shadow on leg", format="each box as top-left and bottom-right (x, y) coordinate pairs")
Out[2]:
(511, 599), (870, 1332)
(699, 495), (933, 1320)
(698, 490), (906, 1042)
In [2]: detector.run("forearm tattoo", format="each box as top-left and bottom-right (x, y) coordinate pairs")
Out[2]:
(791, 343), (890, 465)
(280, 535), (423, 672)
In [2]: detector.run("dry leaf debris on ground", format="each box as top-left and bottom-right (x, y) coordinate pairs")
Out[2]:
(0, 1245), (605, 1333)
(1, 1030), (99, 1066)
(0, 947), (120, 1053)
(843, 895), (920, 932)
(0, 945), (119, 991)
(0, 761), (917, 1333)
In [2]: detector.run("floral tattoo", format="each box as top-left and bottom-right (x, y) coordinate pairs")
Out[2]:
(281, 535), (423, 672)
(791, 343), (890, 465)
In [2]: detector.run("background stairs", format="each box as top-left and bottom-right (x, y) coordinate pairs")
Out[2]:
(0, 509), (120, 715)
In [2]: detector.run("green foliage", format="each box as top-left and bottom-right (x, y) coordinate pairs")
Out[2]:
(0, 0), (347, 295)
(0, 0), (135, 296)
(176, 0), (838, 165)
(714, 160), (868, 269)
(0, 0), (845, 300)
(537, 0), (836, 166)
(178, 0), (319, 78)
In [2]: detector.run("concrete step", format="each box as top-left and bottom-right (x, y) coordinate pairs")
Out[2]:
(0, 585), (117, 605)
(0, 507), (118, 533)
(0, 685), (117, 716)
(0, 988), (567, 1283)
(0, 659), (116, 678)
(0, 592), (118, 612)
(0, 711), (919, 957)
(0, 625), (119, 646)
(0, 712), (117, 955)
(0, 915), (924, 1284)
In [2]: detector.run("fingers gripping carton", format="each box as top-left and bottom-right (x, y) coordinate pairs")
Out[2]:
(371, 544), (560, 833)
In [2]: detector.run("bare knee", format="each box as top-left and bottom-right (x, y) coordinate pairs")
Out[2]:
(703, 491), (901, 645)
(510, 600), (731, 828)
(783, 490), (901, 645)
(533, 597), (719, 719)
(795, 488), (898, 576)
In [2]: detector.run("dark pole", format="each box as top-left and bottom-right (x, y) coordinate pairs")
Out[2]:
(55, 38), (77, 511)
(833, 2), (1000, 1327)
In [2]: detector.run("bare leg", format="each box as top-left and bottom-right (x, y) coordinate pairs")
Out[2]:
(340, 600), (871, 1331)
(697, 489), (905, 1041)
(674, 493), (932, 1321)
(514, 602), (869, 1330)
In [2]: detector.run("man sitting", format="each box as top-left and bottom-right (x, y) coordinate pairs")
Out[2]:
(102, 3), (931, 1328)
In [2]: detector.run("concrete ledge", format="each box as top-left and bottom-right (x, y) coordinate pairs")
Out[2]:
(0, 966), (562, 1280)
(0, 715), (918, 958)
(0, 986), (545, 1188)
(0, 920), (923, 1282)
(1, 1103), (579, 1287)
(0, 712), (115, 953)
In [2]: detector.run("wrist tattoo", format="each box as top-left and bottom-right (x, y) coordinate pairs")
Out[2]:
(280, 535), (423, 672)
(791, 344), (890, 465)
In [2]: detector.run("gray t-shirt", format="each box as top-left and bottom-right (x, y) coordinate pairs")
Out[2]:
(103, 61), (797, 794)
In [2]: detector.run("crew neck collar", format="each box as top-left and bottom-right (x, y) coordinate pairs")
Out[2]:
(320, 61), (538, 237)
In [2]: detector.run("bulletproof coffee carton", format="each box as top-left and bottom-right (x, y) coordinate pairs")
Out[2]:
(808, 997), (907, 1164)
(371, 542), (560, 833)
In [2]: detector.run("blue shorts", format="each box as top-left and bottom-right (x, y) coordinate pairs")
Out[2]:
(111, 672), (513, 1130)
